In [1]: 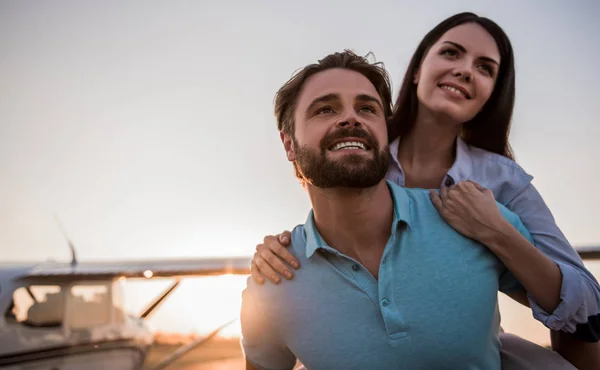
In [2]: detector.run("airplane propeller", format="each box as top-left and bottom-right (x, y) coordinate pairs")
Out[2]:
(139, 280), (181, 320)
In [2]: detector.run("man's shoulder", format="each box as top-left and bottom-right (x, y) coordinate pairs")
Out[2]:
(496, 202), (533, 242)
(386, 181), (432, 204)
(242, 225), (310, 299)
(496, 201), (519, 224)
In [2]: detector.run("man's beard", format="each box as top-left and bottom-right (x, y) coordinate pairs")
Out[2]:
(293, 128), (390, 189)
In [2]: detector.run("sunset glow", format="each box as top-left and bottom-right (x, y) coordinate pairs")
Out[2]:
(121, 262), (600, 346)
(123, 274), (250, 337)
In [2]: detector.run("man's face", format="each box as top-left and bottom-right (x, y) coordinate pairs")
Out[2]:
(283, 68), (389, 188)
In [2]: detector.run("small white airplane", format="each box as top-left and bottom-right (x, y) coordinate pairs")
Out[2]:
(0, 235), (598, 370)
(0, 234), (251, 370)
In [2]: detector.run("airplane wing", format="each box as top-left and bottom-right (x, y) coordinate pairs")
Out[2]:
(576, 245), (600, 260)
(16, 244), (600, 281)
(24, 256), (251, 280)
(19, 244), (600, 281)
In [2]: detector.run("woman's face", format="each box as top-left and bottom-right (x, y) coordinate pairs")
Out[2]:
(414, 22), (501, 125)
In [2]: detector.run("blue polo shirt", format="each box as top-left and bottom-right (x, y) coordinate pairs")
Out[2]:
(241, 181), (533, 370)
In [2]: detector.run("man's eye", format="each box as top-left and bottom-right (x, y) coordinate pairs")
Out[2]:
(359, 106), (376, 113)
(316, 107), (334, 114)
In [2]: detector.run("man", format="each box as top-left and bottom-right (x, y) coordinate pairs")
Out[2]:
(240, 50), (567, 369)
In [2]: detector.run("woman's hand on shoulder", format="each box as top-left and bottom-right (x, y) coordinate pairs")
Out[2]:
(429, 181), (508, 244)
(250, 230), (299, 284)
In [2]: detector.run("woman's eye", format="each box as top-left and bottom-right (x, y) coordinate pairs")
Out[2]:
(441, 48), (458, 57)
(478, 64), (494, 76)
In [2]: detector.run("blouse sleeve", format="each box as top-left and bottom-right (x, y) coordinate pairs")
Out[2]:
(506, 182), (600, 342)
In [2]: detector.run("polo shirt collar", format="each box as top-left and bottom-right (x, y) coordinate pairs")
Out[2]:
(304, 180), (411, 259)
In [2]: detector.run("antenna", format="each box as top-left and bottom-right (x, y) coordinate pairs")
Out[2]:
(54, 214), (78, 266)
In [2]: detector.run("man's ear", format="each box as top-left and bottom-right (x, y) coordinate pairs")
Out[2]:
(280, 132), (296, 162)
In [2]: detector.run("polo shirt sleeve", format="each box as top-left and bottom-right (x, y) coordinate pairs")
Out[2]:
(498, 269), (523, 294)
(496, 205), (533, 294)
(240, 278), (297, 370)
(499, 205), (533, 293)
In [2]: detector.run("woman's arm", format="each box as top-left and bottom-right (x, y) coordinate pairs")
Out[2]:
(482, 216), (562, 313)
(505, 182), (600, 368)
(551, 330), (600, 370)
(504, 182), (600, 341)
(431, 181), (600, 339)
(430, 183), (562, 312)
(506, 290), (600, 368)
(431, 181), (600, 367)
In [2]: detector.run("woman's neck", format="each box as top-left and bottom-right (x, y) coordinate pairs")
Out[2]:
(397, 109), (461, 187)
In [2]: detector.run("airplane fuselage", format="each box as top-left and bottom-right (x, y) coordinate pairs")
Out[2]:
(0, 273), (153, 370)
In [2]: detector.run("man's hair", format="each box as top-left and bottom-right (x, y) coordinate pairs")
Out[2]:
(274, 50), (393, 136)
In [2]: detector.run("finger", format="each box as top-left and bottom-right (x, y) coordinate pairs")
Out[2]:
(263, 234), (279, 245)
(467, 180), (494, 197)
(467, 180), (486, 192)
(466, 180), (482, 189)
(250, 261), (265, 284)
(260, 246), (295, 280)
(440, 186), (449, 204)
(277, 231), (299, 268)
(278, 230), (292, 245)
(429, 190), (443, 213)
(272, 241), (300, 269)
(256, 244), (294, 280)
(254, 254), (281, 284)
(445, 199), (458, 211)
(455, 181), (470, 191)
(259, 235), (300, 270)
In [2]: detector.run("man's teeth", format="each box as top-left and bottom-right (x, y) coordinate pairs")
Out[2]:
(440, 85), (467, 98)
(331, 141), (367, 151)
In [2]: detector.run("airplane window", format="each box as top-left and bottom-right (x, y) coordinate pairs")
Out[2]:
(5, 285), (63, 328)
(69, 284), (110, 329)
(112, 280), (126, 323)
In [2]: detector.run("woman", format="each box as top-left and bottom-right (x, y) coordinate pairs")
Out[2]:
(250, 12), (600, 369)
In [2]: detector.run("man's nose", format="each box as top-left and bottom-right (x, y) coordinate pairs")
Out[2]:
(336, 109), (363, 128)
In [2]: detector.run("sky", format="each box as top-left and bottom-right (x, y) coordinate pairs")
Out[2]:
(1, 0), (599, 343)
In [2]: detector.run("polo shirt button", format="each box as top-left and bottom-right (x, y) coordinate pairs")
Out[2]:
(382, 257), (387, 264)
(381, 298), (389, 306)
(352, 264), (359, 271)
(444, 177), (454, 187)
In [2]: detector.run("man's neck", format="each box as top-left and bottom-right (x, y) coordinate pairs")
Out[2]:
(306, 180), (394, 258)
